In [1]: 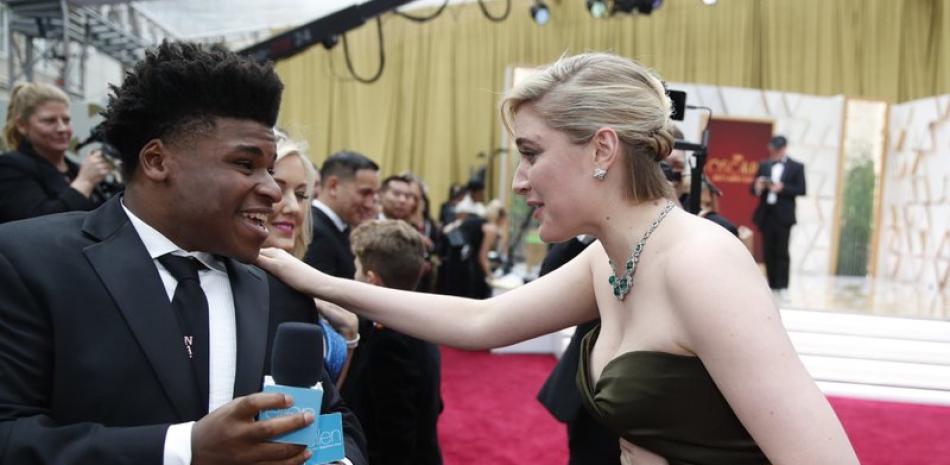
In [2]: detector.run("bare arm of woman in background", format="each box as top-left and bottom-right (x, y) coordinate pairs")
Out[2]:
(312, 297), (358, 387)
(479, 222), (498, 279)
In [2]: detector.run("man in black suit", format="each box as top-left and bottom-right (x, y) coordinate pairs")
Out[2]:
(303, 151), (379, 279)
(536, 237), (620, 465)
(303, 151), (379, 408)
(0, 42), (366, 465)
(751, 135), (807, 291)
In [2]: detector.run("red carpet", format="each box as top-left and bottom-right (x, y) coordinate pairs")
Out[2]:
(437, 347), (566, 465)
(437, 347), (950, 465)
(828, 396), (950, 465)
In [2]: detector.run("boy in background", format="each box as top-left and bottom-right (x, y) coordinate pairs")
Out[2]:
(350, 220), (444, 465)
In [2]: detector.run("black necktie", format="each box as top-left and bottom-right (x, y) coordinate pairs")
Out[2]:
(158, 254), (210, 414)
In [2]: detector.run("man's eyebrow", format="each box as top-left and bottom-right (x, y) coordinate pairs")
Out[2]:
(234, 144), (265, 156)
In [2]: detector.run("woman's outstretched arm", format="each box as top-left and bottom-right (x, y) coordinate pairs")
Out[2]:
(258, 244), (601, 350)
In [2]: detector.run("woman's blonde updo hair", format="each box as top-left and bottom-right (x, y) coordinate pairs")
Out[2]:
(501, 52), (674, 202)
(274, 129), (317, 259)
(3, 82), (70, 150)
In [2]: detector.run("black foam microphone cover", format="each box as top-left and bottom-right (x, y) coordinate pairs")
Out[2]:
(271, 322), (324, 387)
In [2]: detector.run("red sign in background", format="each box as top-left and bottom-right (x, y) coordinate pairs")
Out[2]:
(703, 118), (773, 262)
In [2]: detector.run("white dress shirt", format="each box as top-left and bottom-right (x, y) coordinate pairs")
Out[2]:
(121, 203), (237, 465)
(767, 157), (787, 205)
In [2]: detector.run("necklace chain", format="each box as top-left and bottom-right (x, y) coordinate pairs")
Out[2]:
(607, 200), (675, 301)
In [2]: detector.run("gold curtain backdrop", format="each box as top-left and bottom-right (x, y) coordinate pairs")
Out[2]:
(275, 0), (949, 208)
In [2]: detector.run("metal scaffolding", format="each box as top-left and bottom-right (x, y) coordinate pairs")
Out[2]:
(3, 0), (175, 98)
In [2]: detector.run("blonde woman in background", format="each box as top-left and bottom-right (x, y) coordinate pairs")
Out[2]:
(0, 82), (110, 223)
(263, 130), (359, 386)
(260, 53), (858, 465)
(478, 199), (508, 288)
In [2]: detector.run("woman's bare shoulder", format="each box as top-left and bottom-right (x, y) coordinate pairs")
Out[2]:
(661, 213), (773, 326)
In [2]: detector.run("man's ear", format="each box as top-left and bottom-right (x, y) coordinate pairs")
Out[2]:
(324, 175), (339, 197)
(591, 127), (622, 171)
(138, 139), (171, 182)
(366, 269), (384, 287)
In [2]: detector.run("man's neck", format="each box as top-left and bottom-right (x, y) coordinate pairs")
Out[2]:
(123, 188), (193, 251)
(313, 198), (349, 232)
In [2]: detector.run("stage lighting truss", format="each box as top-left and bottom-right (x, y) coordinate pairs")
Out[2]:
(530, 0), (551, 25)
(586, 0), (664, 18)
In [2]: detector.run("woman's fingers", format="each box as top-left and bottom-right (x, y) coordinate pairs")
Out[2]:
(618, 439), (669, 465)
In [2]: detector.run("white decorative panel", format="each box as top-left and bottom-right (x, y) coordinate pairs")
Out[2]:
(878, 94), (950, 299)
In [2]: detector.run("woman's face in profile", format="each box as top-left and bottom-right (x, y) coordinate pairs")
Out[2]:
(511, 104), (591, 243)
(263, 154), (309, 253)
(18, 100), (72, 156)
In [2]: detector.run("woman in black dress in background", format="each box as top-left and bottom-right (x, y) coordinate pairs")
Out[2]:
(0, 82), (110, 223)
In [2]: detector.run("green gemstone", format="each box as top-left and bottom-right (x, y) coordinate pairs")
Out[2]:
(608, 275), (616, 285)
(626, 260), (634, 270)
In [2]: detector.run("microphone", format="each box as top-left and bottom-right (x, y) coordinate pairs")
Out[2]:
(272, 321), (325, 387)
(261, 322), (325, 448)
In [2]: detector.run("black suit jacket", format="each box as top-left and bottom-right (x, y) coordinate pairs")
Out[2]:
(0, 145), (98, 223)
(536, 238), (596, 422)
(356, 327), (443, 465)
(751, 157), (806, 228)
(301, 205), (381, 410)
(0, 197), (367, 465)
(303, 205), (355, 279)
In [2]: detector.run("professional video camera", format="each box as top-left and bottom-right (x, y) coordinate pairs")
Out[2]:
(73, 123), (124, 202)
(663, 88), (712, 215)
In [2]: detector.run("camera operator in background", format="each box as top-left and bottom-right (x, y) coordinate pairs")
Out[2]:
(661, 127), (739, 237)
(664, 126), (690, 208)
(698, 178), (738, 236)
(0, 82), (112, 223)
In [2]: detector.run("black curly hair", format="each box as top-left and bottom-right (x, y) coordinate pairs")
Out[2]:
(100, 41), (283, 180)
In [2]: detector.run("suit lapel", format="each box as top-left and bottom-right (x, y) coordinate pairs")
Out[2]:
(228, 259), (269, 397)
(82, 198), (203, 420)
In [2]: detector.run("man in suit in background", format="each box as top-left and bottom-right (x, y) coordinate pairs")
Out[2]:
(303, 151), (379, 279)
(536, 236), (620, 465)
(303, 151), (379, 407)
(378, 174), (414, 222)
(0, 41), (366, 465)
(751, 135), (807, 292)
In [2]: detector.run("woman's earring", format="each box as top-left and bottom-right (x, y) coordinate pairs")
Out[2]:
(593, 167), (607, 180)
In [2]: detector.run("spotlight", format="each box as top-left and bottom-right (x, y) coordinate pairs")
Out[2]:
(586, 0), (609, 18)
(702, 0), (718, 4)
(530, 0), (550, 25)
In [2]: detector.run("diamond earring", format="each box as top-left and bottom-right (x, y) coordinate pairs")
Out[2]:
(593, 167), (607, 180)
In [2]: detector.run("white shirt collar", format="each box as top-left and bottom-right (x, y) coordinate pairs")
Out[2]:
(312, 199), (348, 233)
(576, 234), (595, 244)
(121, 199), (225, 272)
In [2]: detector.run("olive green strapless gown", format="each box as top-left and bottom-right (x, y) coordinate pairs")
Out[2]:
(577, 325), (769, 465)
